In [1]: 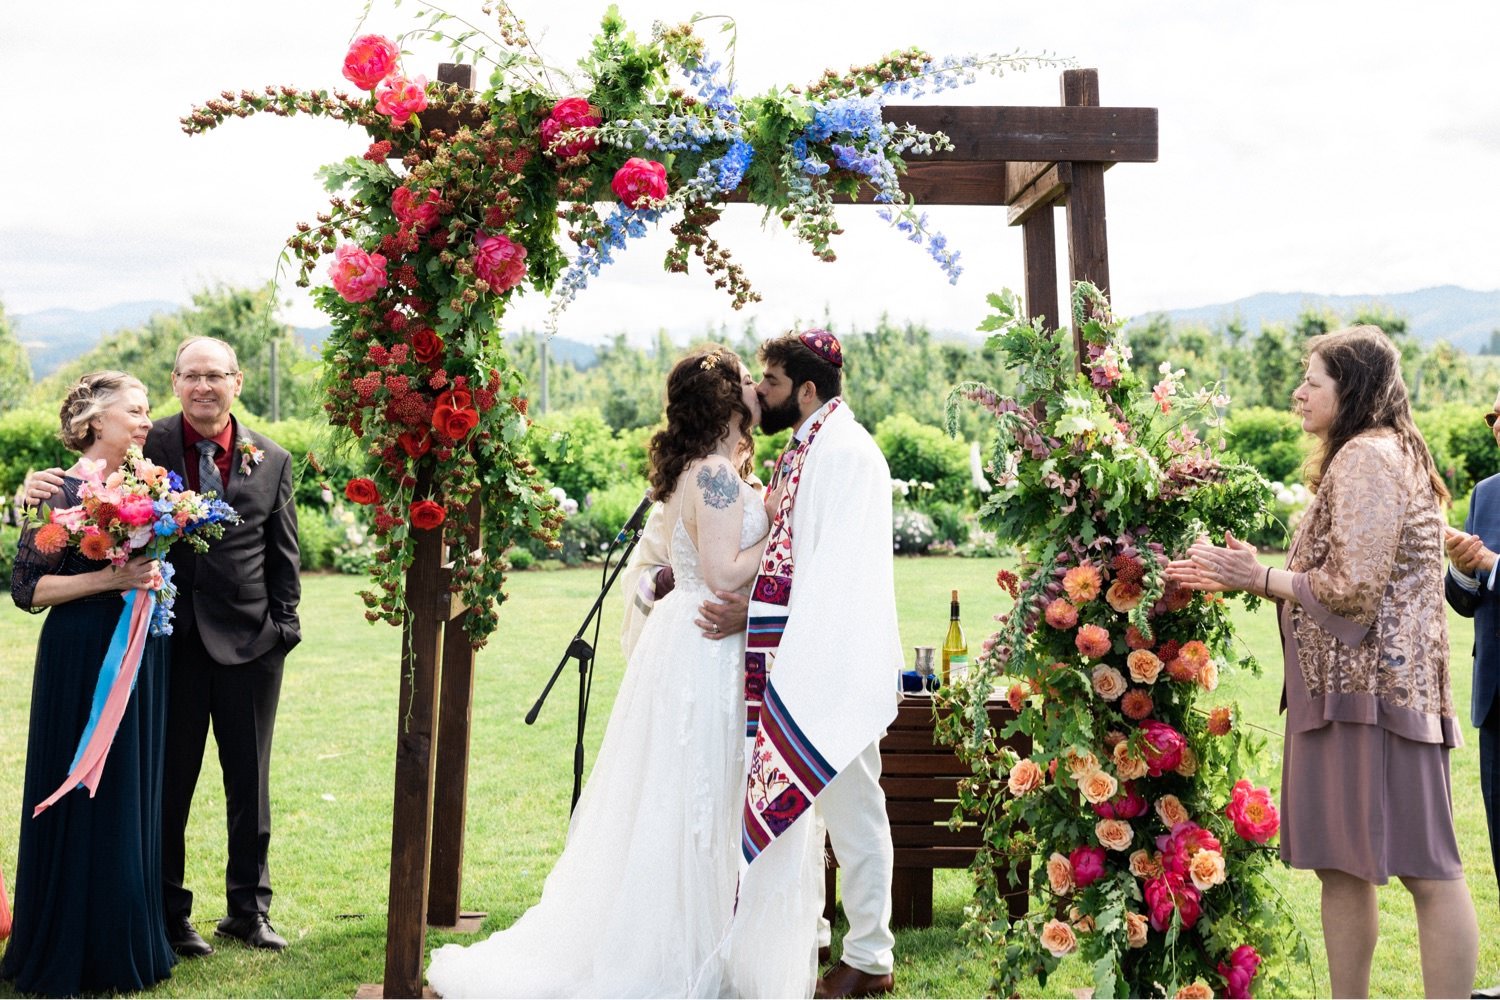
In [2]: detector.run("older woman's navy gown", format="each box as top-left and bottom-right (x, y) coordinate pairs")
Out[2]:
(0, 479), (175, 997)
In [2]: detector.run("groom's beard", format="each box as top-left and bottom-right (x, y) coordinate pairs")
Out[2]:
(757, 393), (802, 435)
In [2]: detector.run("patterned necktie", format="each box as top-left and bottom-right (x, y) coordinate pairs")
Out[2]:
(773, 438), (806, 490)
(197, 439), (224, 497)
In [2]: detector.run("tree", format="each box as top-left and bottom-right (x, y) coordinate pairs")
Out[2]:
(0, 301), (33, 413)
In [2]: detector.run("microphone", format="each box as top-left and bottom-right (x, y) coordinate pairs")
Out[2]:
(614, 488), (655, 544)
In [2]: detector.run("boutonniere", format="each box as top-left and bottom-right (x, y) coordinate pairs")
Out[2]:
(237, 437), (265, 476)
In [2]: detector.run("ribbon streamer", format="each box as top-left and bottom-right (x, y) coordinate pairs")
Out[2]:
(32, 589), (154, 819)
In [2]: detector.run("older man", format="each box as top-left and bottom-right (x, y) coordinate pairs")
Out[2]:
(27, 336), (300, 957)
(1444, 390), (1500, 1000)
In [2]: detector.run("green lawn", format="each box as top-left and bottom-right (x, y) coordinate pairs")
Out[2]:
(1, 559), (1497, 998)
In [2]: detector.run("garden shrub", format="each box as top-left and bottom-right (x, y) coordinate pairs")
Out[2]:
(525, 408), (633, 501)
(891, 506), (936, 554)
(874, 413), (973, 506)
(1222, 406), (1306, 484)
(0, 408), (72, 497)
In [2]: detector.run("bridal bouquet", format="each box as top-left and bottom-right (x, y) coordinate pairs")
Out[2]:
(27, 446), (239, 818)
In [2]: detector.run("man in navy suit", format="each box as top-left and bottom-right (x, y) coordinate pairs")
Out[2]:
(1444, 395), (1500, 1000)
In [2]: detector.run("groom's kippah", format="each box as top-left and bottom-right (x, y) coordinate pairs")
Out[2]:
(798, 329), (843, 368)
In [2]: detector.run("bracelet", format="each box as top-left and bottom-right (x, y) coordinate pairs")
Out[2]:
(1262, 565), (1272, 597)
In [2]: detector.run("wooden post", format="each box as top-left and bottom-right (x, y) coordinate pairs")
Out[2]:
(382, 506), (449, 999)
(427, 497), (483, 931)
(1062, 68), (1112, 358)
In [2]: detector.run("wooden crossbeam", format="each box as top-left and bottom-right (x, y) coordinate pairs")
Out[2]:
(889, 105), (1156, 164)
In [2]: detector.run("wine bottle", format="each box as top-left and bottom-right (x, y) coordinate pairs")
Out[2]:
(941, 589), (968, 684)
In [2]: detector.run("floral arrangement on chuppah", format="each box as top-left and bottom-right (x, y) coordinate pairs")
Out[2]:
(936, 284), (1304, 998)
(182, 2), (1067, 645)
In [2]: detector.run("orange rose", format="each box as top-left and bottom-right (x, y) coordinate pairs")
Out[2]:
(1175, 982), (1213, 999)
(1007, 758), (1044, 797)
(1106, 579), (1143, 612)
(1127, 649), (1163, 685)
(1064, 749), (1100, 780)
(1092, 665), (1127, 701)
(1069, 906), (1095, 933)
(1125, 910), (1149, 948)
(1112, 739), (1148, 781)
(1188, 848), (1226, 891)
(1175, 746), (1200, 777)
(1096, 817), (1133, 851)
(1046, 852), (1074, 895)
(1198, 660), (1220, 692)
(1078, 768), (1119, 805)
(1155, 794), (1191, 829)
(432, 388), (480, 442)
(1129, 849), (1163, 880)
(1038, 918), (1077, 958)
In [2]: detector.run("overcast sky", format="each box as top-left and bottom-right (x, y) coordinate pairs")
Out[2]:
(4, 1), (1497, 342)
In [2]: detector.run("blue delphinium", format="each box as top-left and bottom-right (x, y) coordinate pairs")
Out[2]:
(550, 205), (661, 331)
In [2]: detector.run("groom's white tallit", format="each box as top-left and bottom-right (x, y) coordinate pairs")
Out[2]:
(742, 400), (901, 855)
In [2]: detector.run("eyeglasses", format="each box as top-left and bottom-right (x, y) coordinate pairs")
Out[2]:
(175, 370), (239, 387)
(1487, 411), (1500, 429)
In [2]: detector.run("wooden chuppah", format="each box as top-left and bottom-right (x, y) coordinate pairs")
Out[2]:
(369, 64), (1157, 998)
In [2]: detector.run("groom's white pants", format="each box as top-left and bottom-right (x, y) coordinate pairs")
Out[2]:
(816, 739), (896, 976)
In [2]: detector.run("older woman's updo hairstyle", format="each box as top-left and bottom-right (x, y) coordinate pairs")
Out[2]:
(58, 371), (146, 452)
(648, 346), (753, 502)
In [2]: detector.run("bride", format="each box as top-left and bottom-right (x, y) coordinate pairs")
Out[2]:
(427, 346), (768, 998)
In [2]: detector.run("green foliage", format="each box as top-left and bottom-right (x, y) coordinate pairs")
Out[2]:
(1415, 401), (1500, 499)
(892, 506), (936, 554)
(0, 301), (33, 414)
(1222, 406), (1306, 485)
(0, 407), (72, 497)
(296, 503), (339, 572)
(524, 408), (634, 501)
(875, 413), (973, 507)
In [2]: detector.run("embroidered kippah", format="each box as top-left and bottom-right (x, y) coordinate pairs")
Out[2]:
(798, 329), (843, 368)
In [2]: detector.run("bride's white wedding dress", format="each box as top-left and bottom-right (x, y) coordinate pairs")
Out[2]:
(427, 500), (767, 998)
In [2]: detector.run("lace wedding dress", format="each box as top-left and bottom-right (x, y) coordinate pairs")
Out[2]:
(427, 499), (767, 998)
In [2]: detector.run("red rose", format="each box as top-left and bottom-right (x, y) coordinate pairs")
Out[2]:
(432, 388), (479, 442)
(345, 478), (380, 505)
(409, 327), (444, 364)
(409, 500), (446, 531)
(397, 427), (432, 458)
(611, 157), (668, 209)
(539, 97), (601, 157)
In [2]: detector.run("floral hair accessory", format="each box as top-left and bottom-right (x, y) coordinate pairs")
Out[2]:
(237, 437), (265, 476)
(798, 329), (843, 368)
(700, 352), (722, 372)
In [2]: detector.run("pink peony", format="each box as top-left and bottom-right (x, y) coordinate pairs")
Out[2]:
(1225, 780), (1280, 843)
(375, 73), (428, 127)
(115, 494), (157, 528)
(1218, 944), (1262, 1000)
(1075, 623), (1111, 659)
(1093, 781), (1148, 821)
(1138, 719), (1185, 776)
(472, 232), (528, 293)
(1044, 598), (1079, 630)
(1144, 872), (1201, 932)
(343, 34), (399, 90)
(540, 97), (602, 157)
(611, 157), (669, 208)
(1068, 845), (1107, 888)
(1157, 821), (1222, 881)
(329, 244), (388, 303)
(391, 185), (441, 233)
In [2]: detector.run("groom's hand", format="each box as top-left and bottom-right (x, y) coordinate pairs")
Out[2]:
(23, 468), (66, 506)
(696, 590), (748, 640)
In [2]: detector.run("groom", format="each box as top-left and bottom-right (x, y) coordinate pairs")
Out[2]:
(705, 330), (902, 999)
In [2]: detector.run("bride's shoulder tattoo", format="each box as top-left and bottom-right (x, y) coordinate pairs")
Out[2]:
(696, 462), (740, 510)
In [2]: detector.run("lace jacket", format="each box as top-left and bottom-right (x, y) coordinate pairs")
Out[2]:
(1285, 429), (1458, 745)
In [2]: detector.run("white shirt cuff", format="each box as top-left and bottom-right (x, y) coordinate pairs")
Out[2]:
(1451, 565), (1481, 593)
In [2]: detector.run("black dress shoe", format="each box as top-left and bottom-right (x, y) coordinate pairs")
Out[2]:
(815, 961), (894, 999)
(215, 913), (288, 951)
(1471, 985), (1500, 999)
(168, 919), (215, 958)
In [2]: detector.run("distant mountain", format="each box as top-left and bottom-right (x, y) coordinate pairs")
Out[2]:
(14, 301), (180, 376)
(1152, 285), (1500, 351)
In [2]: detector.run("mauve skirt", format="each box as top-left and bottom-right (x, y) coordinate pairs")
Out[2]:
(1279, 604), (1463, 885)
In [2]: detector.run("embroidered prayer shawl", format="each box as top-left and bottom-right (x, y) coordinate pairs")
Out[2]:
(1285, 429), (1458, 745)
(742, 402), (902, 861)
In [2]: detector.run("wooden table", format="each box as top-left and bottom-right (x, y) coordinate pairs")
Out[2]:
(824, 695), (1030, 929)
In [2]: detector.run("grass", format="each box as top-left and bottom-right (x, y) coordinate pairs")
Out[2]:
(1, 558), (1498, 998)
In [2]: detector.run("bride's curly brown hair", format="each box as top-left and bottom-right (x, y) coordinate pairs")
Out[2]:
(649, 345), (753, 502)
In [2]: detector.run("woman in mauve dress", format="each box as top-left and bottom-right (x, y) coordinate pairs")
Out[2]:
(1168, 326), (1478, 999)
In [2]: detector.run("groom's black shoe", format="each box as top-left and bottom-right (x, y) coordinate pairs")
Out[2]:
(215, 913), (288, 951)
(1471, 985), (1500, 999)
(815, 961), (893, 999)
(168, 919), (215, 958)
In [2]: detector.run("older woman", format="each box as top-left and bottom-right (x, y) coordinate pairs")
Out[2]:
(0, 372), (175, 997)
(1168, 326), (1477, 999)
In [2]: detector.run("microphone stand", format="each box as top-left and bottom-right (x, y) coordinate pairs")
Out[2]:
(525, 512), (649, 814)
